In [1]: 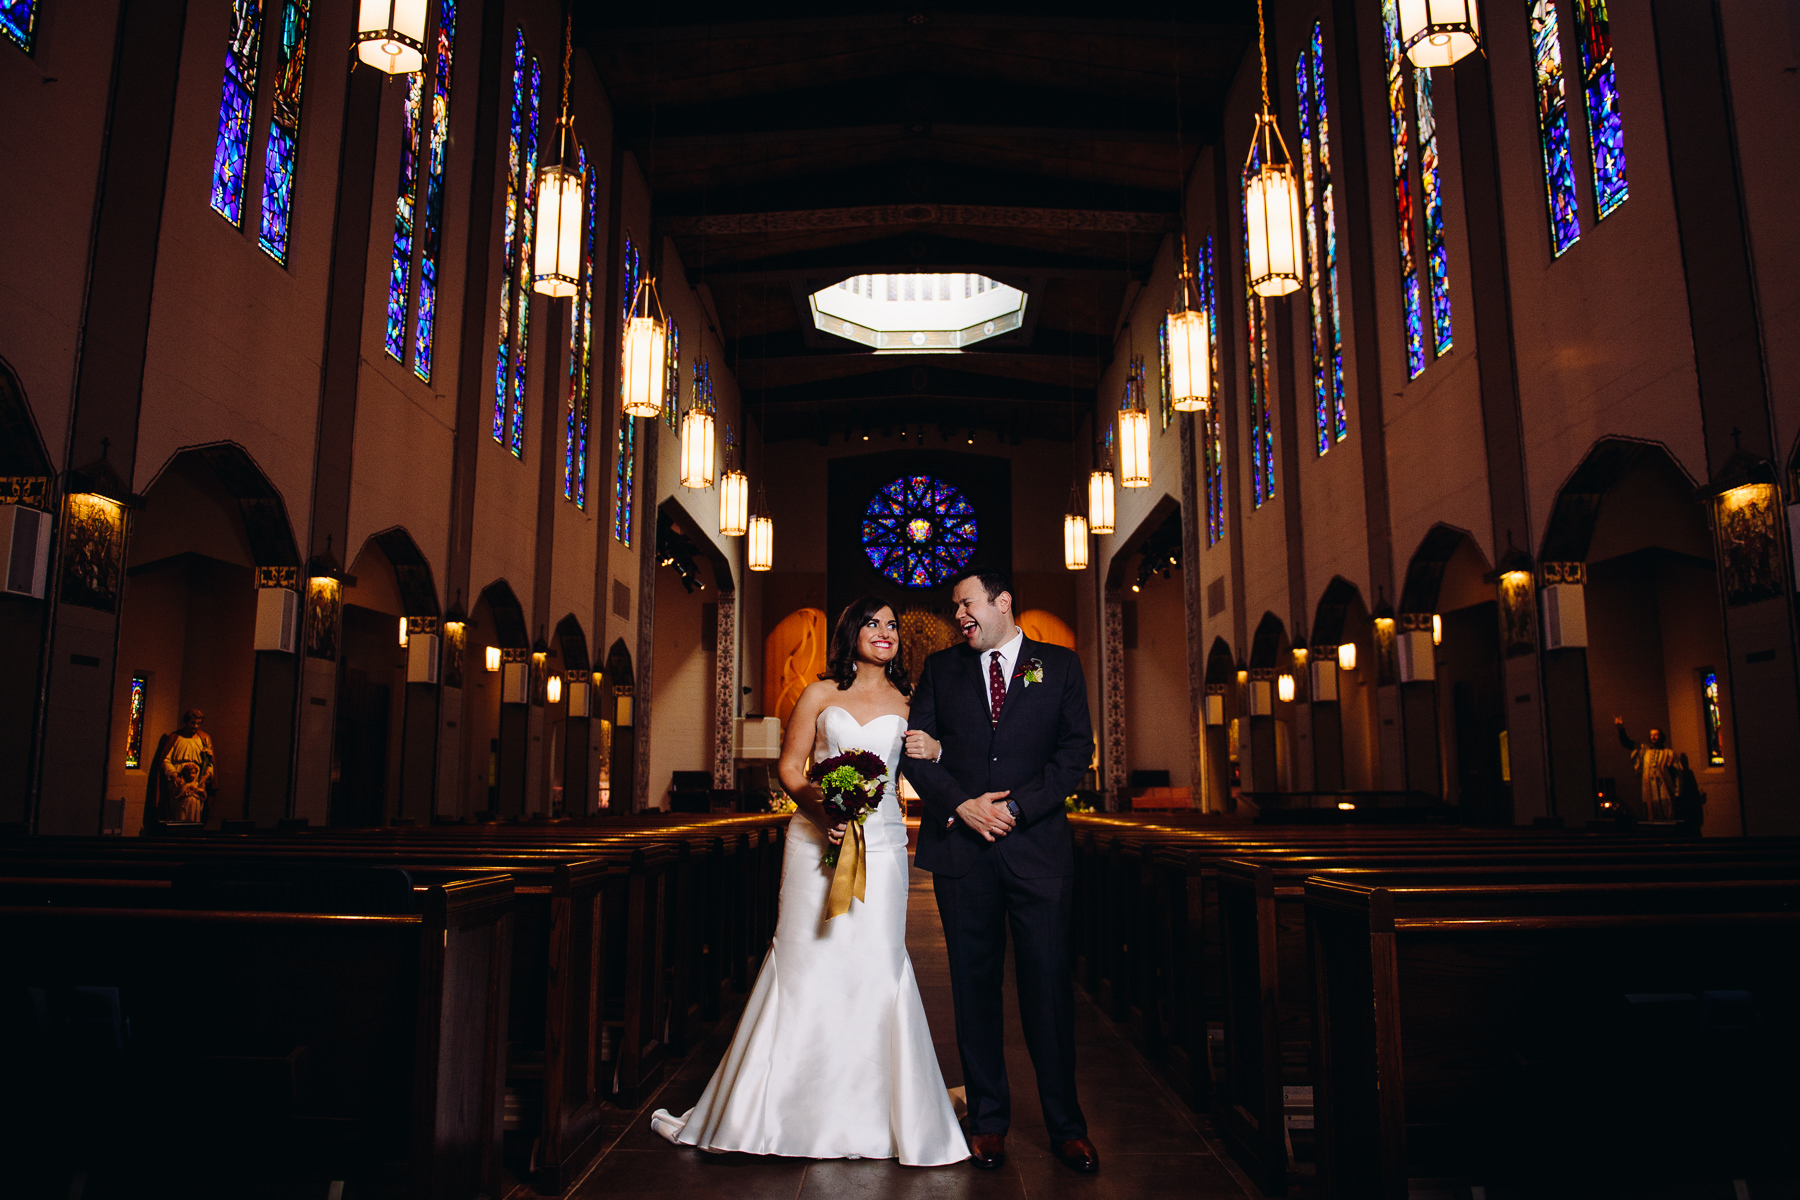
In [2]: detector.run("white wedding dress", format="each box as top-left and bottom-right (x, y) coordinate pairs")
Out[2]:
(650, 706), (968, 1165)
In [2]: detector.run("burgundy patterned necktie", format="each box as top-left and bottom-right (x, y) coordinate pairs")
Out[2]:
(989, 650), (1006, 725)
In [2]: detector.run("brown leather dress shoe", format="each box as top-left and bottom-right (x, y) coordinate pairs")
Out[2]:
(1051, 1136), (1100, 1173)
(967, 1132), (1006, 1170)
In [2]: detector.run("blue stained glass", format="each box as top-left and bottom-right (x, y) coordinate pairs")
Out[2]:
(1414, 67), (1453, 358)
(860, 476), (980, 588)
(1379, 0), (1426, 379)
(386, 68), (423, 359)
(256, 0), (308, 263)
(614, 416), (635, 545)
(1530, 0), (1583, 256)
(2, 0), (39, 51)
(1157, 322), (1172, 431)
(510, 56), (540, 457)
(209, 0), (264, 228)
(566, 145), (592, 507)
(1314, 28), (1347, 442)
(665, 322), (682, 429)
(414, 0), (458, 381)
(1200, 236), (1224, 547)
(1242, 143), (1275, 509)
(1298, 45), (1328, 456)
(1574, 0), (1628, 219)
(494, 29), (526, 445)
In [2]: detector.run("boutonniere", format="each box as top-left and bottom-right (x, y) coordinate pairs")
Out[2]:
(1019, 658), (1045, 688)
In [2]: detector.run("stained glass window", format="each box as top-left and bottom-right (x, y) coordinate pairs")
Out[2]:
(1200, 236), (1224, 547)
(209, 0), (265, 228)
(493, 28), (539, 456)
(665, 321), (682, 430)
(1296, 29), (1349, 454)
(1378, 0), (1425, 379)
(1414, 66), (1453, 359)
(1243, 144), (1275, 510)
(124, 674), (147, 769)
(413, 0), (458, 381)
(614, 415), (635, 545)
(692, 357), (712, 415)
(256, 0), (308, 263)
(2, 0), (38, 51)
(385, 62), (424, 359)
(1702, 670), (1725, 767)
(1573, 0), (1628, 219)
(565, 145), (593, 508)
(1530, 0), (1582, 256)
(1157, 320), (1173, 431)
(861, 476), (980, 588)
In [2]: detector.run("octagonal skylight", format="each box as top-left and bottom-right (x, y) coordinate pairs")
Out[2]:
(811, 273), (1027, 352)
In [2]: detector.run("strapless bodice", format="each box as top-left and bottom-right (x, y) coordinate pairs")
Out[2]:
(798, 705), (908, 852)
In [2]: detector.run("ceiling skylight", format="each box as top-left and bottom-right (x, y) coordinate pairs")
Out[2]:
(811, 273), (1027, 352)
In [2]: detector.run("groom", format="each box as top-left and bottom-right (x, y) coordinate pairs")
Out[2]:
(902, 568), (1099, 1174)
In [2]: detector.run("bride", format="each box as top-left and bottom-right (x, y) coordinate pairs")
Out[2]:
(651, 596), (968, 1165)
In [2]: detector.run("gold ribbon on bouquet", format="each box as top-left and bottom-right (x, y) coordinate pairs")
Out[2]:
(825, 819), (868, 919)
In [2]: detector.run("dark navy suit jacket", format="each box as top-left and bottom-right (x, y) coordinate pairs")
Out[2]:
(902, 638), (1094, 879)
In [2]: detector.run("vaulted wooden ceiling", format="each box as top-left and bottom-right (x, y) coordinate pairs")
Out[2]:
(576, 4), (1255, 442)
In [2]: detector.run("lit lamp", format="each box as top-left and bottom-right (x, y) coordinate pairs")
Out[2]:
(1397, 0), (1483, 68)
(485, 645), (501, 673)
(747, 485), (774, 572)
(1337, 642), (1357, 672)
(1119, 380), (1151, 489)
(398, 616), (409, 649)
(1276, 673), (1296, 703)
(720, 427), (748, 536)
(1088, 466), (1117, 534)
(1064, 486), (1090, 570)
(1243, 0), (1304, 298)
(354, 0), (427, 74)
(622, 277), (668, 419)
(1164, 235), (1212, 411)
(1431, 613), (1442, 646)
(680, 400), (716, 490)
(546, 674), (563, 705)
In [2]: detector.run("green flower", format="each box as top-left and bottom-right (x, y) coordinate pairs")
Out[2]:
(1022, 658), (1045, 687)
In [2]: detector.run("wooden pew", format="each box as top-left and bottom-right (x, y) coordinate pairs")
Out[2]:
(1305, 872), (1800, 1198)
(0, 870), (512, 1199)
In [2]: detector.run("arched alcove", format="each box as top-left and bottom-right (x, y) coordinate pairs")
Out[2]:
(1542, 439), (1735, 830)
(464, 580), (529, 818)
(602, 638), (636, 812)
(1244, 613), (1291, 794)
(1311, 577), (1377, 790)
(551, 613), (591, 816)
(111, 444), (299, 832)
(0, 357), (53, 826)
(1202, 637), (1238, 811)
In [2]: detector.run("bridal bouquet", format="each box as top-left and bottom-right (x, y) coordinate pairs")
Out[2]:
(808, 748), (888, 918)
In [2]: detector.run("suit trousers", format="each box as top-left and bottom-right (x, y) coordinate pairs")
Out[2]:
(932, 849), (1085, 1141)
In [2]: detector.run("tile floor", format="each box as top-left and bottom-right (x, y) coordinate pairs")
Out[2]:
(559, 845), (1260, 1200)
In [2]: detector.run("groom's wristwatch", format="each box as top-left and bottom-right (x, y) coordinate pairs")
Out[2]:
(1005, 799), (1021, 823)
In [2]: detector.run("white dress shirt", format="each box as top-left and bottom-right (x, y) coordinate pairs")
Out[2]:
(984, 628), (1026, 718)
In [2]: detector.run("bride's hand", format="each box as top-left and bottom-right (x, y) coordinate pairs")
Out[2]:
(904, 729), (941, 760)
(810, 812), (847, 844)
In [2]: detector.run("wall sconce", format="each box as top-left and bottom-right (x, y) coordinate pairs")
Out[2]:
(398, 616), (410, 649)
(485, 645), (501, 673)
(1431, 613), (1442, 646)
(546, 674), (563, 705)
(1236, 668), (1249, 686)
(1276, 673), (1296, 703)
(1337, 642), (1357, 672)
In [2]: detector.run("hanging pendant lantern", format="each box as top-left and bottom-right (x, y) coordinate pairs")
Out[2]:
(1119, 374), (1151, 489)
(1243, 0), (1304, 298)
(1244, 113), (1304, 298)
(746, 483), (774, 571)
(621, 276), (668, 419)
(1088, 467), (1117, 535)
(1397, 0), (1482, 68)
(354, 0), (428, 74)
(1064, 483), (1090, 570)
(533, 18), (582, 297)
(720, 469), (749, 536)
(680, 406), (716, 490)
(1164, 235), (1212, 411)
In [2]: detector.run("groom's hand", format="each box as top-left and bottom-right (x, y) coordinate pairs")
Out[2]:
(955, 792), (1015, 842)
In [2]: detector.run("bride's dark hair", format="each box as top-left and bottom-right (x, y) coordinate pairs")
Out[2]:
(821, 595), (911, 695)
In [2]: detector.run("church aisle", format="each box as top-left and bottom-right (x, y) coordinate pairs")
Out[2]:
(563, 832), (1259, 1200)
